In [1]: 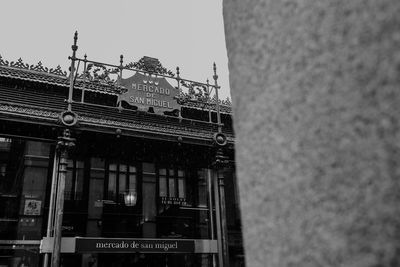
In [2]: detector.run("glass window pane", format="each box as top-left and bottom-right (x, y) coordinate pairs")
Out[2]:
(129, 174), (136, 190)
(91, 157), (104, 169)
(143, 163), (155, 174)
(119, 164), (127, 172)
(168, 178), (176, 197)
(159, 177), (167, 197)
(87, 178), (104, 219)
(159, 168), (166, 175)
(178, 178), (185, 198)
(169, 169), (175, 177)
(76, 160), (84, 169)
(24, 140), (51, 156)
(178, 170), (184, 177)
(143, 182), (156, 222)
(198, 185), (207, 206)
(119, 173), (126, 192)
(109, 164), (117, 171)
(0, 137), (12, 152)
(67, 159), (74, 169)
(108, 173), (116, 199)
(65, 170), (73, 200)
(129, 165), (136, 173)
(196, 169), (208, 206)
(75, 168), (84, 200)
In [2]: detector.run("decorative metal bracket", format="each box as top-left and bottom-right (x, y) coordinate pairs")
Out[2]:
(212, 148), (230, 167)
(56, 129), (76, 153)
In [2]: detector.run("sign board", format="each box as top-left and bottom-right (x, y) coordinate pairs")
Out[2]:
(23, 199), (41, 215)
(119, 72), (180, 114)
(40, 237), (217, 254)
(76, 238), (194, 253)
(160, 196), (189, 206)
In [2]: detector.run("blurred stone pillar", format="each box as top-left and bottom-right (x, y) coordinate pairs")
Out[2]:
(223, 1), (400, 266)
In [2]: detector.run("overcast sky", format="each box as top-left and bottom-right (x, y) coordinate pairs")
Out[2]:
(1, 0), (230, 99)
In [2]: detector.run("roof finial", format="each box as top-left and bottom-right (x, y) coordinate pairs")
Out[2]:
(212, 62), (221, 133)
(213, 62), (218, 81)
(72, 31), (78, 52)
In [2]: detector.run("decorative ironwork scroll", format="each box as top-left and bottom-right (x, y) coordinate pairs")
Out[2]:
(49, 65), (67, 76)
(30, 61), (49, 72)
(176, 81), (210, 104)
(10, 58), (29, 69)
(125, 56), (175, 76)
(83, 63), (120, 86)
(0, 55), (9, 66)
(0, 55), (67, 76)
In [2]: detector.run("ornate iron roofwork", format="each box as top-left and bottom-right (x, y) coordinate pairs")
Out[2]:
(79, 62), (124, 91)
(0, 55), (9, 66)
(49, 65), (68, 76)
(10, 58), (29, 69)
(1, 55), (68, 77)
(0, 54), (232, 113)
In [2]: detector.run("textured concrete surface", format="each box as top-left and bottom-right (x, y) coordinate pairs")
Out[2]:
(223, 1), (400, 266)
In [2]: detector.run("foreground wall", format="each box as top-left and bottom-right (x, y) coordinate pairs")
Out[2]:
(223, 1), (400, 266)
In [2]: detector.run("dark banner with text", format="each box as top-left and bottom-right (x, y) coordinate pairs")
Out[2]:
(75, 238), (195, 253)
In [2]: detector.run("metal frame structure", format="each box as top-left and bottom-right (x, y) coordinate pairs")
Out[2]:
(43, 32), (230, 267)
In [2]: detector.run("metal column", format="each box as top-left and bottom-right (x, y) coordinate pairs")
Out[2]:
(213, 168), (224, 267)
(217, 170), (229, 266)
(207, 169), (217, 267)
(42, 154), (59, 267)
(51, 129), (75, 267)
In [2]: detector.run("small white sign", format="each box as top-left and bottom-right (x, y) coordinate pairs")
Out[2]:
(24, 199), (42, 215)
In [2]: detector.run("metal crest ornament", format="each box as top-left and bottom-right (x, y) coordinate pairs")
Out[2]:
(0, 55), (9, 66)
(0, 55), (68, 77)
(30, 61), (48, 72)
(222, 97), (232, 106)
(10, 58), (29, 69)
(210, 95), (232, 106)
(49, 65), (67, 76)
(119, 72), (180, 114)
(125, 56), (175, 76)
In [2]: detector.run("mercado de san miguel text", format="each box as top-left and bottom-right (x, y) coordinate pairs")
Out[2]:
(0, 33), (244, 267)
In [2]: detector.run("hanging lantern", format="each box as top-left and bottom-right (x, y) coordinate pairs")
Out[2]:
(124, 190), (137, 206)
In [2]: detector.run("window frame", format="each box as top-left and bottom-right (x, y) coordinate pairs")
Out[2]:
(157, 166), (186, 199)
(105, 161), (138, 204)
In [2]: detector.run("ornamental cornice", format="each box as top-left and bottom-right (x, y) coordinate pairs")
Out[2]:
(77, 115), (215, 139)
(0, 102), (235, 141)
(0, 102), (60, 119)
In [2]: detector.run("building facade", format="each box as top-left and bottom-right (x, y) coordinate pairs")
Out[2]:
(0, 35), (243, 267)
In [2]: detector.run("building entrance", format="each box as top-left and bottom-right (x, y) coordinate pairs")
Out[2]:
(60, 253), (212, 267)
(97, 254), (194, 267)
